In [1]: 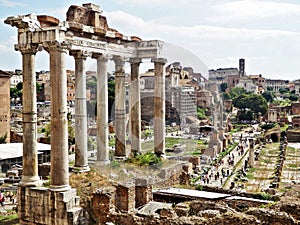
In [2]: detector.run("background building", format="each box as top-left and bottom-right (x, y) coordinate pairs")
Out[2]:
(0, 70), (11, 143)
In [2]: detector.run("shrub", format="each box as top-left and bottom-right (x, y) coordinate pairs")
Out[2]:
(126, 152), (162, 166)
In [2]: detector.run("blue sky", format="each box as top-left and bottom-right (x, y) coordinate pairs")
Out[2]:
(1, 0), (300, 80)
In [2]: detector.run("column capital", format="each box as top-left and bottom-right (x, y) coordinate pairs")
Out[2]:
(113, 55), (126, 76)
(43, 41), (69, 53)
(151, 57), (167, 65)
(92, 53), (110, 62)
(113, 55), (126, 67)
(15, 43), (41, 55)
(129, 57), (142, 65)
(69, 50), (91, 59)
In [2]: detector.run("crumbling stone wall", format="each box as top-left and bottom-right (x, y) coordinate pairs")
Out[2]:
(135, 178), (152, 208)
(91, 188), (115, 224)
(115, 184), (135, 213)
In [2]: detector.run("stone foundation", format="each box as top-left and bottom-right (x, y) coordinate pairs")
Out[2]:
(116, 183), (135, 213)
(18, 187), (82, 225)
(135, 178), (152, 208)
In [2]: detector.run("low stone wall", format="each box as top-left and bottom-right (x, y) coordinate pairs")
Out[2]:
(286, 130), (300, 142)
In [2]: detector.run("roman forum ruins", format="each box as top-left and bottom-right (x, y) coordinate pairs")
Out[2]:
(5, 3), (167, 224)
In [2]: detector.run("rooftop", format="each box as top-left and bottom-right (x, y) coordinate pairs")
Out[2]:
(0, 143), (51, 160)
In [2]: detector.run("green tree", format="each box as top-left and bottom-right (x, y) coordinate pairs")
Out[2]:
(16, 82), (23, 90)
(10, 87), (22, 99)
(232, 93), (268, 118)
(197, 107), (206, 120)
(229, 87), (247, 99)
(279, 87), (289, 94)
(108, 80), (115, 118)
(68, 121), (75, 145)
(289, 94), (298, 102)
(248, 94), (268, 115)
(232, 94), (248, 109)
(262, 91), (274, 103)
(220, 83), (228, 92)
(223, 92), (231, 100)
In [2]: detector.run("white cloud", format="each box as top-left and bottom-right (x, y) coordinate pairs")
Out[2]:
(0, 43), (10, 52)
(0, 0), (25, 7)
(209, 0), (300, 22)
(104, 10), (300, 42)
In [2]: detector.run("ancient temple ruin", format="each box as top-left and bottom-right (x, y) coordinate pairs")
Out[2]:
(5, 3), (166, 224)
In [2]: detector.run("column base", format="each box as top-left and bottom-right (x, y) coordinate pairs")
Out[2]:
(49, 184), (71, 192)
(19, 175), (43, 187)
(114, 156), (127, 161)
(154, 152), (166, 159)
(72, 165), (90, 173)
(95, 160), (110, 167)
(159, 154), (167, 160)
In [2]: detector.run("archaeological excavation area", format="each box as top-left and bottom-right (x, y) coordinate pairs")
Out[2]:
(3, 2), (300, 225)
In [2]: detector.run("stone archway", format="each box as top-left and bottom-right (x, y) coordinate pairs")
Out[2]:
(271, 133), (279, 142)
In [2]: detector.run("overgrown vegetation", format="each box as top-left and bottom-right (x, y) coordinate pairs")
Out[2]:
(197, 107), (207, 120)
(260, 192), (272, 200)
(0, 212), (19, 225)
(126, 152), (162, 166)
(260, 123), (276, 130)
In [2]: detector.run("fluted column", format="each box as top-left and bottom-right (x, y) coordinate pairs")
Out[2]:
(44, 41), (70, 191)
(93, 54), (110, 164)
(113, 56), (126, 158)
(17, 44), (42, 187)
(70, 50), (90, 172)
(130, 58), (142, 156)
(152, 58), (167, 156)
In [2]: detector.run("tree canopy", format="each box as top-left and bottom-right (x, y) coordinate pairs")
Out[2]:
(232, 93), (268, 116)
(262, 91), (275, 103)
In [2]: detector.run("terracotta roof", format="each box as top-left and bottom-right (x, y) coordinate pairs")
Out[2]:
(0, 70), (11, 77)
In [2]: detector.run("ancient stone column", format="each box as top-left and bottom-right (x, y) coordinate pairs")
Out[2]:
(130, 58), (142, 156)
(152, 58), (167, 156)
(45, 41), (70, 191)
(94, 54), (110, 164)
(113, 56), (127, 158)
(17, 44), (42, 187)
(248, 138), (254, 168)
(70, 50), (90, 172)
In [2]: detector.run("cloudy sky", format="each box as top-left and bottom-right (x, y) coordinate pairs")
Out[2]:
(1, 0), (300, 80)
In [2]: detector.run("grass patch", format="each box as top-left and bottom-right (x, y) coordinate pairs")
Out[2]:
(248, 167), (257, 173)
(262, 159), (272, 164)
(0, 213), (19, 225)
(288, 164), (298, 169)
(246, 173), (255, 180)
(260, 192), (272, 200)
(126, 152), (162, 166)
